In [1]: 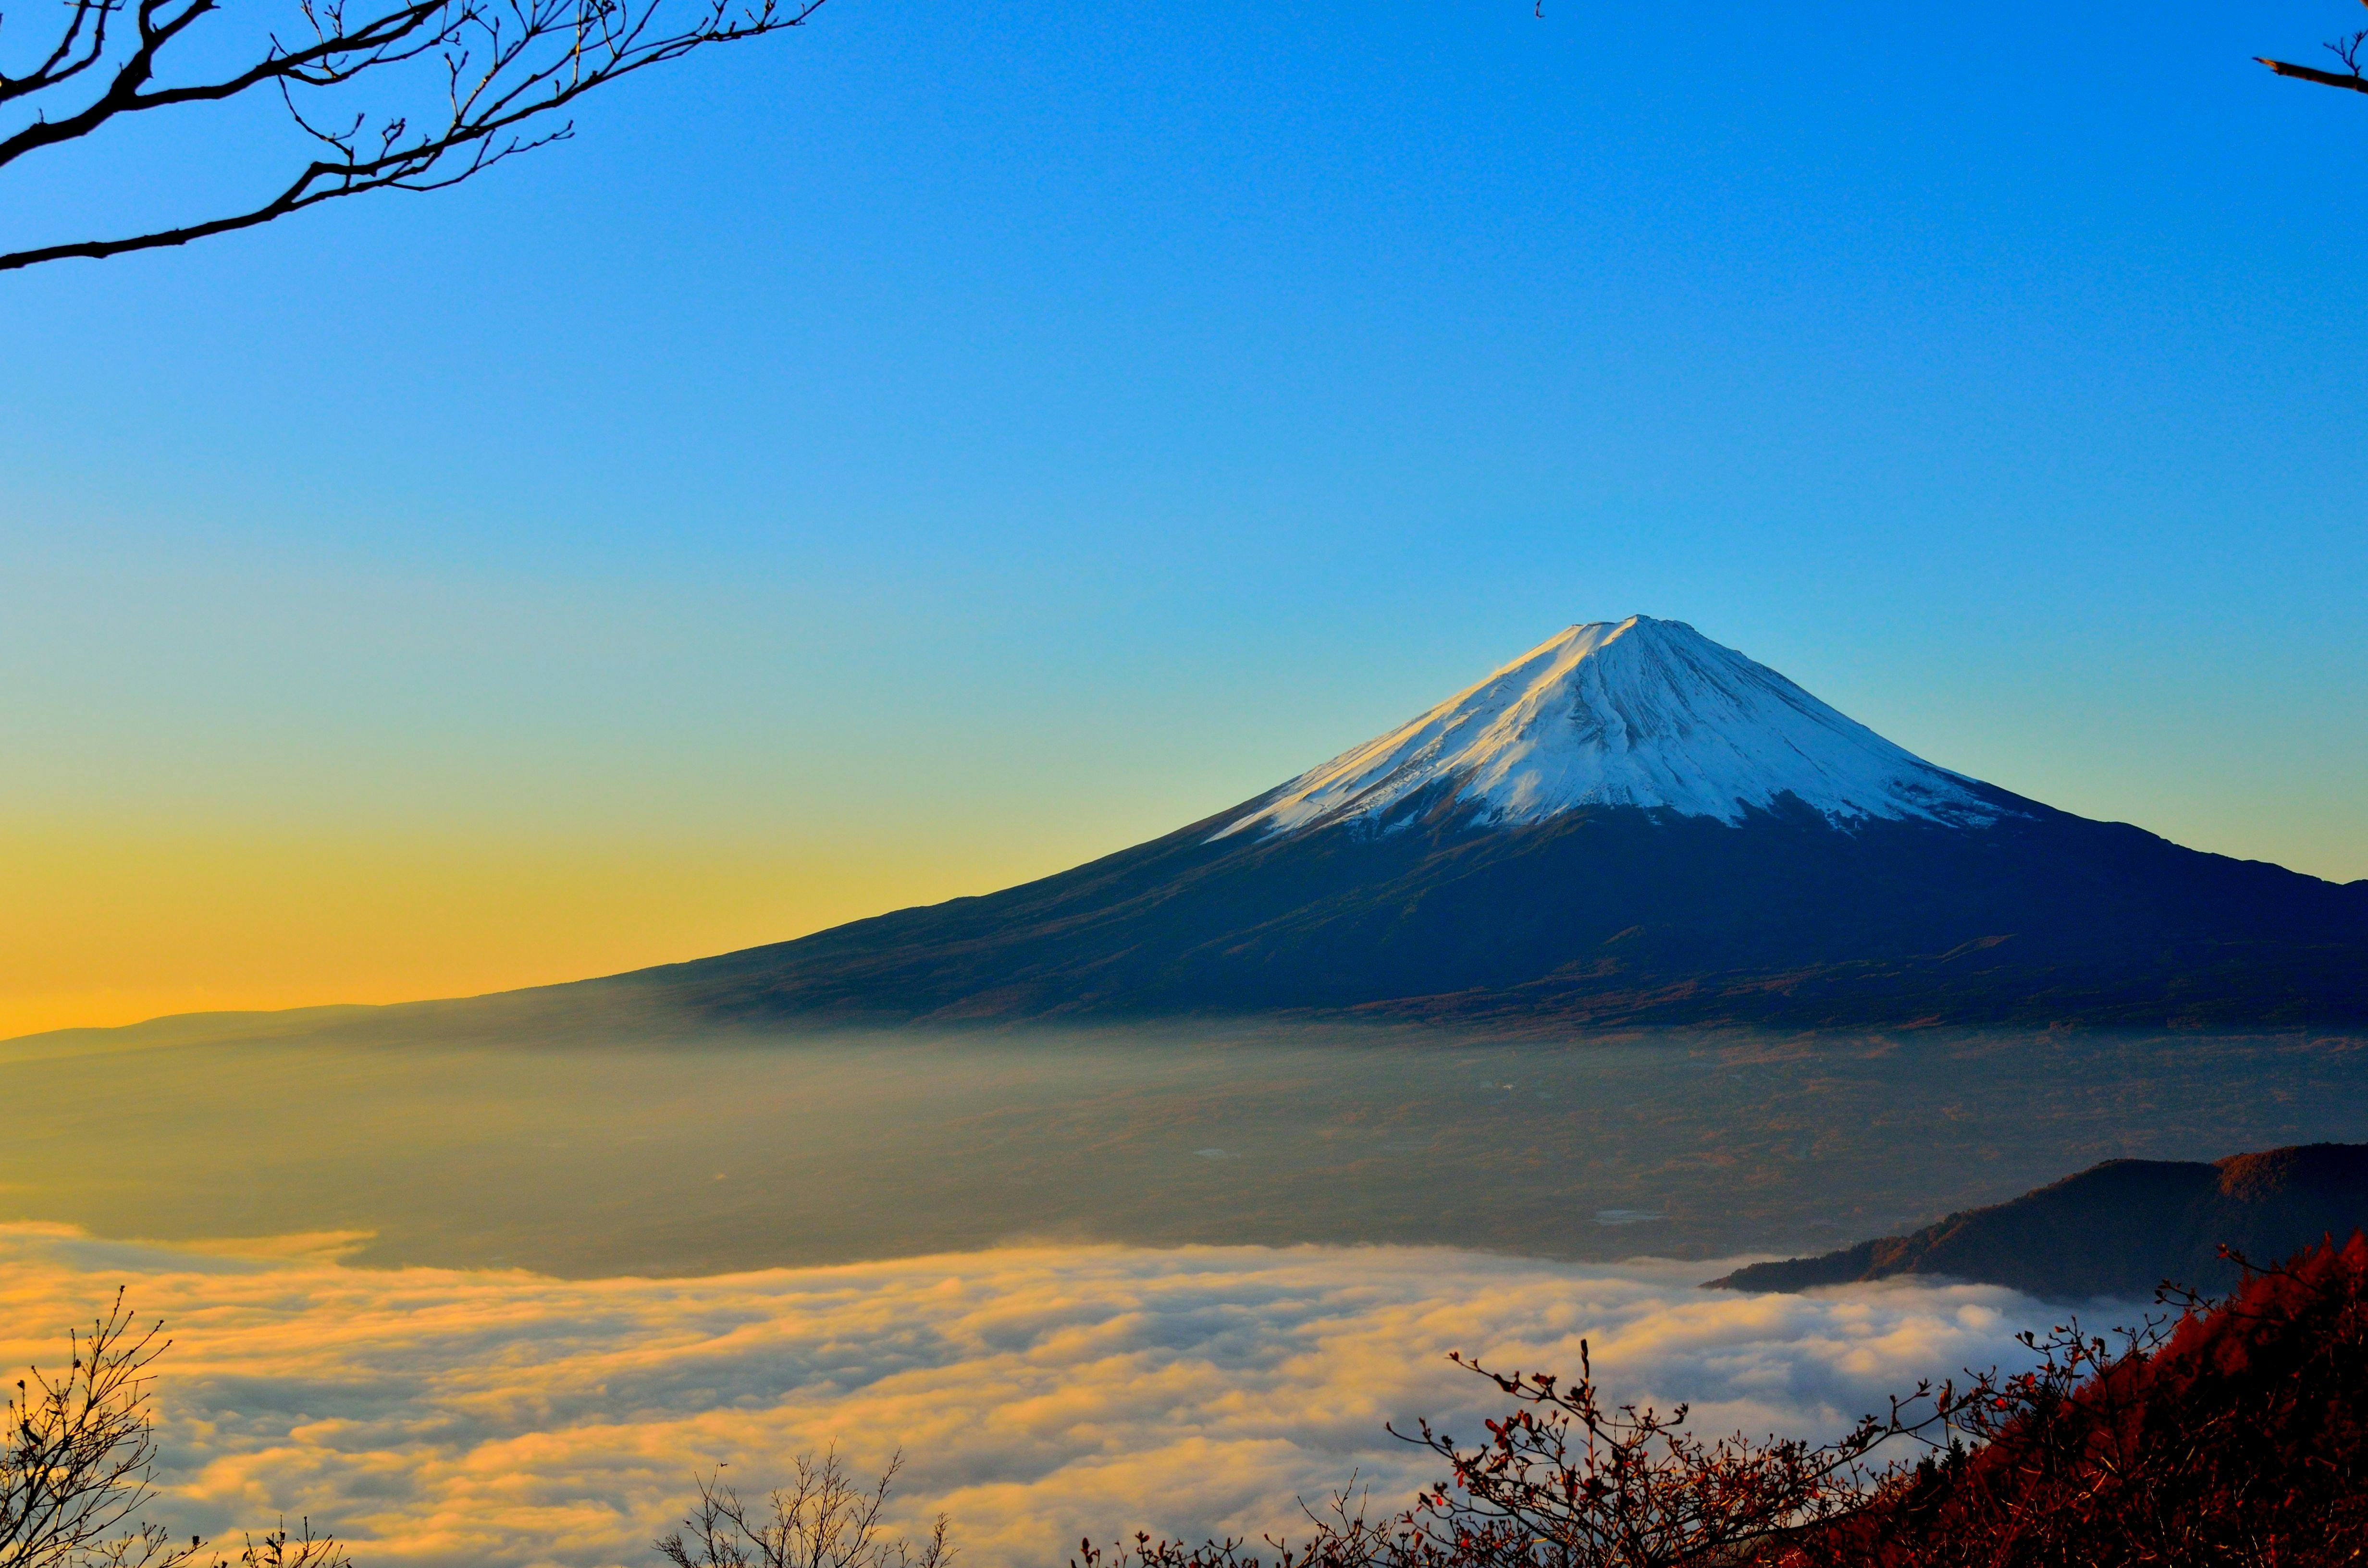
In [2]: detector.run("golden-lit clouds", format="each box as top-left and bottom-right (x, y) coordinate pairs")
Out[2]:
(0, 821), (1061, 1038)
(0, 1225), (2050, 1568)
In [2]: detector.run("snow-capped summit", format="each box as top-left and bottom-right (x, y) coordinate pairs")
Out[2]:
(1217, 616), (1998, 840)
(593, 611), (2366, 1030)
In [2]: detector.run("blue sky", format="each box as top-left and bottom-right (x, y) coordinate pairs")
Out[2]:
(3, 0), (2364, 1026)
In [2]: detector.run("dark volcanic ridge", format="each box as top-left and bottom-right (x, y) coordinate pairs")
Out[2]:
(34, 614), (2363, 1046)
(612, 782), (2368, 1032)
(1707, 1142), (2368, 1301)
(596, 618), (2368, 1032)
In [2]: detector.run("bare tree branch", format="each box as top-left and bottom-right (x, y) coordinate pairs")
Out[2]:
(0, 1288), (197, 1568)
(656, 1448), (953, 1568)
(2, 1292), (354, 1568)
(2258, 0), (2368, 96)
(2257, 54), (2368, 93)
(0, 0), (824, 270)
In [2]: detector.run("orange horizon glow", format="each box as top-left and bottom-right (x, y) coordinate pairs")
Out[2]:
(0, 822), (1074, 1040)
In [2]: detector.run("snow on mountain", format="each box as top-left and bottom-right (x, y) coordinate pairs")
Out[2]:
(1216, 616), (2001, 841)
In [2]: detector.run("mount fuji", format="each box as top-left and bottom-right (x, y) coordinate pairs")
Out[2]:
(618, 616), (2368, 1030)
(1215, 617), (1998, 839)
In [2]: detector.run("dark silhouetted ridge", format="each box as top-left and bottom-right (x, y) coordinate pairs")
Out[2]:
(530, 619), (2368, 1032)
(1707, 1142), (2368, 1299)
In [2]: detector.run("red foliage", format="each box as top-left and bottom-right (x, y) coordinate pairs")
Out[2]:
(1786, 1233), (2368, 1568)
(1085, 1235), (2368, 1568)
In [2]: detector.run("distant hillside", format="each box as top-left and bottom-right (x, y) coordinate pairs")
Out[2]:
(1707, 1142), (2368, 1299)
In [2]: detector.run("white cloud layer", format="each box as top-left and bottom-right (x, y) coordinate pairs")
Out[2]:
(0, 1225), (2057, 1568)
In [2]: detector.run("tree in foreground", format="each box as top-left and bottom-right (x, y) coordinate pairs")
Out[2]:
(655, 1448), (951, 1568)
(2, 1290), (347, 1568)
(1084, 1234), (2368, 1568)
(1076, 1344), (1979, 1568)
(0, 0), (823, 271)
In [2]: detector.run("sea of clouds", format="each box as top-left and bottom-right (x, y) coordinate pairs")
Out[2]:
(0, 1225), (2068, 1568)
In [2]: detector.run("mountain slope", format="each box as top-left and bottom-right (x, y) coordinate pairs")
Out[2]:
(1222, 617), (1996, 837)
(1706, 1143), (2368, 1299)
(608, 617), (2368, 1030)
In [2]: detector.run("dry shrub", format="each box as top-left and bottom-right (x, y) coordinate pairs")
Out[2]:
(2, 1291), (347, 1568)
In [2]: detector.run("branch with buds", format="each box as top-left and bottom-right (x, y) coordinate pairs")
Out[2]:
(0, 0), (823, 269)
(2, 1289), (350, 1568)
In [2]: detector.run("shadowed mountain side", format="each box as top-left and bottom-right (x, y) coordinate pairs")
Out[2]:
(30, 618), (2357, 1047)
(599, 786), (2368, 1030)
(1707, 1143), (2368, 1300)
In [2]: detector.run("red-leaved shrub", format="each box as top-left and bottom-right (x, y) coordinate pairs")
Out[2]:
(1784, 1232), (2368, 1568)
(1085, 1235), (2368, 1568)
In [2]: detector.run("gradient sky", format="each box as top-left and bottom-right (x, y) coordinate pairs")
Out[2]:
(4, 0), (2365, 1036)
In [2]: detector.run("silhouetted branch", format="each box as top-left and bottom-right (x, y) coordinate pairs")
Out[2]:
(656, 1448), (952, 1568)
(2257, 0), (2368, 96)
(0, 1288), (199, 1568)
(0, 0), (824, 270)
(2, 1292), (351, 1568)
(1080, 1339), (2013, 1568)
